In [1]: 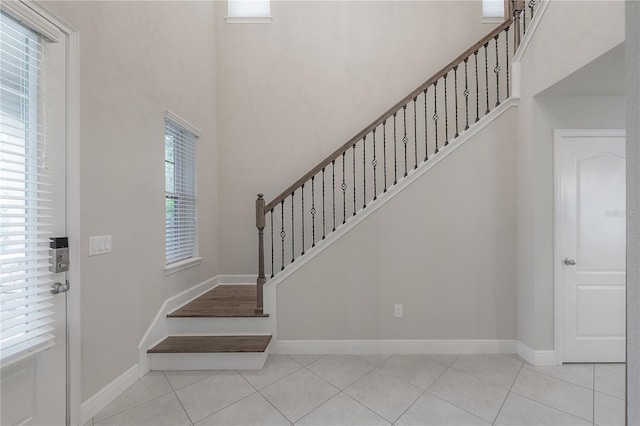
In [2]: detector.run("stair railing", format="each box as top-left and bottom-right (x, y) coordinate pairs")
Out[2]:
(254, 0), (534, 314)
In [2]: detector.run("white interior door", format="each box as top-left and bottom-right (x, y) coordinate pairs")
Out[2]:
(1, 7), (69, 425)
(555, 130), (626, 363)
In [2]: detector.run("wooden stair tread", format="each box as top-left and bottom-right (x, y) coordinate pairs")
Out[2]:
(168, 285), (269, 318)
(147, 335), (272, 353)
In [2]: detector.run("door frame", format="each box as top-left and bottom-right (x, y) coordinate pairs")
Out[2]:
(553, 128), (626, 364)
(0, 1), (81, 423)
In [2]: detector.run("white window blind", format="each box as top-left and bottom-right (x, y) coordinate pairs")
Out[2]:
(165, 116), (198, 265)
(0, 11), (55, 364)
(228, 0), (270, 18)
(483, 0), (505, 18)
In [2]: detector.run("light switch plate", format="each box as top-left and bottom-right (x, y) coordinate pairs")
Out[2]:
(89, 235), (111, 256)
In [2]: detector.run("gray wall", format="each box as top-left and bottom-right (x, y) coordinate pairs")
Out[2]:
(516, 0), (625, 350)
(214, 1), (499, 274)
(626, 0), (640, 422)
(44, 1), (219, 400)
(277, 108), (518, 341)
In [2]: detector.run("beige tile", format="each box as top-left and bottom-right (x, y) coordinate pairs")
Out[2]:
(511, 368), (593, 422)
(597, 363), (625, 376)
(451, 354), (522, 389)
(356, 355), (393, 367)
(164, 370), (219, 390)
(395, 393), (489, 426)
(595, 365), (625, 399)
(94, 371), (173, 422)
(296, 393), (390, 426)
(494, 393), (590, 425)
(261, 368), (339, 423)
(307, 355), (374, 389)
(594, 391), (625, 426)
(95, 393), (191, 426)
(343, 368), (422, 423)
(176, 371), (255, 422)
(287, 355), (326, 366)
(239, 355), (303, 390)
(424, 354), (461, 366)
(380, 355), (448, 390)
(429, 369), (508, 423)
(524, 363), (593, 389)
(195, 392), (290, 426)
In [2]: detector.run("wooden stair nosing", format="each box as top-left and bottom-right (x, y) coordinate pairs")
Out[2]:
(168, 285), (269, 318)
(147, 335), (272, 354)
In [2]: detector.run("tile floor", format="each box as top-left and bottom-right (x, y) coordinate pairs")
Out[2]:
(84, 354), (625, 426)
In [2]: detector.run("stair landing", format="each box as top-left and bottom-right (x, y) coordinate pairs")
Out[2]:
(168, 285), (269, 318)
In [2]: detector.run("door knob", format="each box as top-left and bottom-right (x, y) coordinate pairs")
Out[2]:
(50, 281), (69, 294)
(564, 258), (576, 266)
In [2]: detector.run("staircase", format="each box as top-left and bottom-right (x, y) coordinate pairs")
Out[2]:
(144, 0), (539, 371)
(147, 285), (272, 370)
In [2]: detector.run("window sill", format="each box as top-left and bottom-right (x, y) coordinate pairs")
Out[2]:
(481, 16), (505, 24)
(225, 16), (272, 24)
(164, 257), (202, 276)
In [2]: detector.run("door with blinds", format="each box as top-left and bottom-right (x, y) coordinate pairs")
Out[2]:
(1, 7), (69, 425)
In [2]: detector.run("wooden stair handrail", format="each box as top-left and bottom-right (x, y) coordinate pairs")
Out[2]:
(264, 18), (514, 213)
(254, 1), (528, 313)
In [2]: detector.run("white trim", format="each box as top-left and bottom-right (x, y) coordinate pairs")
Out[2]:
(264, 99), (518, 291)
(164, 110), (202, 138)
(225, 16), (272, 24)
(510, 0), (548, 100)
(137, 274), (257, 376)
(553, 129), (626, 365)
(0, 0), (61, 42)
(148, 352), (268, 371)
(274, 339), (517, 355)
(516, 341), (558, 366)
(164, 257), (202, 276)
(512, 0), (550, 63)
(80, 365), (138, 425)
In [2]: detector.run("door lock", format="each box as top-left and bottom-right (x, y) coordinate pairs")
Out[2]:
(564, 258), (577, 266)
(49, 237), (69, 273)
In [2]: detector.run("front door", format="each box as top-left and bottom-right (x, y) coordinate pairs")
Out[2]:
(555, 130), (626, 363)
(1, 6), (69, 425)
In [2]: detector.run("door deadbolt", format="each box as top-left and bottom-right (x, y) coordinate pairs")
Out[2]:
(564, 258), (577, 266)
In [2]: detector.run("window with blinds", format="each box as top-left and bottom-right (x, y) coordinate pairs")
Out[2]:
(165, 116), (198, 265)
(0, 11), (55, 364)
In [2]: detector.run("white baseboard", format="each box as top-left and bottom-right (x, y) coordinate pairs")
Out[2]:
(274, 339), (517, 355)
(80, 365), (138, 425)
(137, 274), (256, 377)
(517, 341), (559, 366)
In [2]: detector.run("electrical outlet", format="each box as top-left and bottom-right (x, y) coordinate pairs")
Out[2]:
(394, 304), (403, 318)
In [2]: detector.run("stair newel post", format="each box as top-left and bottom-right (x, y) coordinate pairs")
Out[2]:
(255, 193), (266, 314)
(512, 0), (524, 52)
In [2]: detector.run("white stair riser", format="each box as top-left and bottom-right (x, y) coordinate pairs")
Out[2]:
(167, 317), (271, 335)
(148, 350), (268, 370)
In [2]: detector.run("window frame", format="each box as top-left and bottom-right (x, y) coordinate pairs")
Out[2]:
(163, 110), (201, 275)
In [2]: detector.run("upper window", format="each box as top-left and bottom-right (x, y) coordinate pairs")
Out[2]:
(164, 113), (199, 268)
(482, 0), (505, 22)
(226, 0), (271, 23)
